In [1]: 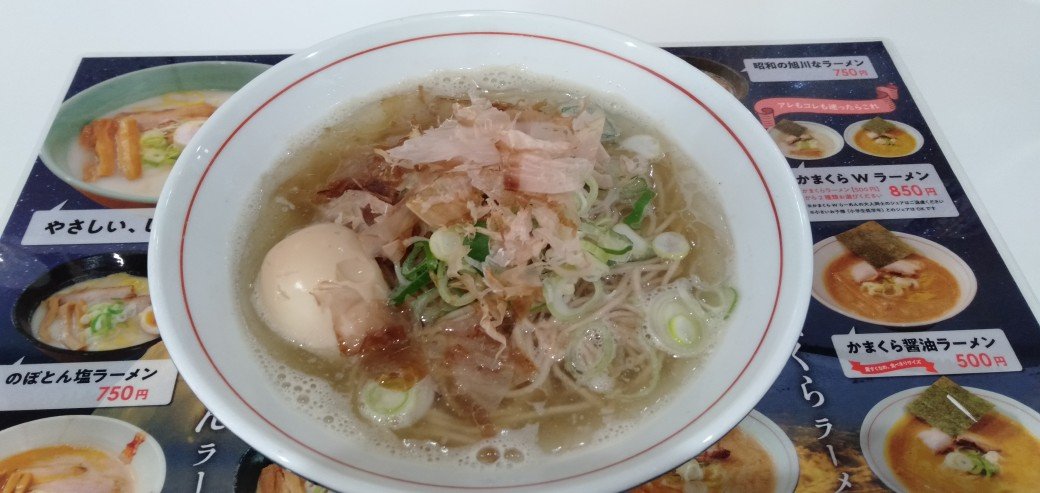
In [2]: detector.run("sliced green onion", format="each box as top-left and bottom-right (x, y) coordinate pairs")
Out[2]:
(465, 222), (490, 262)
(697, 286), (739, 320)
(85, 301), (126, 335)
(952, 449), (1001, 477)
(543, 276), (606, 321)
(140, 129), (167, 148)
(942, 451), (974, 472)
(581, 240), (611, 264)
(642, 282), (712, 357)
(969, 453), (986, 475)
(409, 288), (439, 321)
(139, 129), (181, 167)
(724, 288), (738, 319)
(388, 271), (431, 306)
(611, 223), (652, 261)
(429, 228), (464, 261)
(651, 231), (690, 260)
(433, 263), (477, 307)
(401, 241), (436, 280)
(141, 147), (168, 165)
(667, 315), (701, 346)
(600, 242), (633, 256)
(580, 222), (632, 256)
(411, 289), (461, 325)
(358, 376), (435, 429)
(981, 452), (1001, 476)
(645, 300), (704, 356)
(623, 189), (654, 228)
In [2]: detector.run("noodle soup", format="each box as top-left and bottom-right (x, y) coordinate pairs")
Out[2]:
(237, 73), (734, 465)
(886, 412), (1040, 492)
(852, 127), (916, 157)
(0, 445), (136, 491)
(634, 427), (776, 492)
(824, 252), (959, 325)
(68, 90), (232, 200)
(846, 118), (921, 158)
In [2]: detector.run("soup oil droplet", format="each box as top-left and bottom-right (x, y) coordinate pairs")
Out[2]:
(504, 448), (523, 463)
(477, 446), (500, 464)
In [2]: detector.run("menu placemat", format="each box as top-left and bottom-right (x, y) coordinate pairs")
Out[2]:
(1, 42), (1037, 492)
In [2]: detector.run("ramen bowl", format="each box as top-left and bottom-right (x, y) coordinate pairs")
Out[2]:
(812, 232), (977, 327)
(149, 11), (812, 492)
(12, 252), (156, 362)
(0, 415), (166, 492)
(39, 61), (269, 208)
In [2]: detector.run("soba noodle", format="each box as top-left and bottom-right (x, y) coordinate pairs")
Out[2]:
(239, 73), (734, 463)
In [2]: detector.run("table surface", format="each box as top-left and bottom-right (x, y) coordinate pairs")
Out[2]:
(1, 0), (1038, 312)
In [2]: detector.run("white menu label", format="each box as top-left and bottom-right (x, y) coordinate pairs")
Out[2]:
(832, 329), (1022, 378)
(795, 163), (959, 222)
(0, 359), (177, 410)
(744, 56), (877, 82)
(21, 201), (154, 246)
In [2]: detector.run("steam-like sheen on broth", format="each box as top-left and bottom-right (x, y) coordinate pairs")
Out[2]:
(237, 70), (734, 466)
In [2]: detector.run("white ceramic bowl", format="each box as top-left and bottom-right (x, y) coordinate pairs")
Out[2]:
(0, 415), (166, 492)
(39, 61), (269, 208)
(843, 119), (924, 158)
(741, 411), (801, 493)
(768, 121), (844, 161)
(149, 11), (812, 492)
(812, 232), (977, 327)
(860, 386), (1040, 491)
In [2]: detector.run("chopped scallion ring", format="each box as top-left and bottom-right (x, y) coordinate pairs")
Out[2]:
(358, 376), (435, 430)
(642, 280), (715, 357)
(543, 276), (606, 321)
(611, 223), (652, 261)
(652, 232), (690, 260)
(667, 315), (700, 346)
(429, 228), (464, 261)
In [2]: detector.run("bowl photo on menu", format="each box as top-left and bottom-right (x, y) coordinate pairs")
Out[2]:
(768, 119), (844, 160)
(0, 415), (166, 492)
(39, 61), (269, 208)
(633, 410), (800, 492)
(12, 252), (158, 362)
(844, 117), (923, 158)
(812, 221), (977, 327)
(861, 378), (1040, 492)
